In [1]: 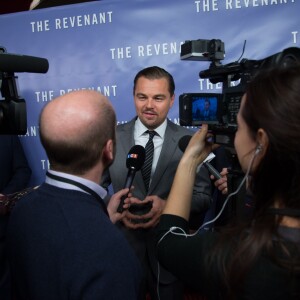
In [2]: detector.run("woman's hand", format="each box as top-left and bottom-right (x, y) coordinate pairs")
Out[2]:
(211, 168), (229, 195)
(162, 124), (217, 220)
(181, 124), (215, 167)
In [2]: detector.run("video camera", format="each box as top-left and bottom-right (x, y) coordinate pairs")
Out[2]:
(0, 46), (49, 135)
(179, 39), (300, 147)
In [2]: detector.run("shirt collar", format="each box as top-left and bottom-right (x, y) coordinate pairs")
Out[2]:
(135, 117), (167, 139)
(46, 170), (107, 199)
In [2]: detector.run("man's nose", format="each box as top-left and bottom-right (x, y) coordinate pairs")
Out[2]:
(145, 99), (154, 108)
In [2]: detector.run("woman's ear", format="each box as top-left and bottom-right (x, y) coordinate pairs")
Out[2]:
(256, 128), (269, 156)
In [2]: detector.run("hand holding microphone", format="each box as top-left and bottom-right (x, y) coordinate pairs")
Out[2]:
(117, 145), (145, 213)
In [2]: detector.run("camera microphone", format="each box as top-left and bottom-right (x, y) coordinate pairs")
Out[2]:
(178, 135), (222, 180)
(117, 145), (145, 213)
(0, 53), (49, 73)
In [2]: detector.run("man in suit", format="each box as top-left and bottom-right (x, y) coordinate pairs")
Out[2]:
(201, 99), (216, 121)
(7, 90), (141, 300)
(101, 66), (212, 300)
(0, 135), (32, 300)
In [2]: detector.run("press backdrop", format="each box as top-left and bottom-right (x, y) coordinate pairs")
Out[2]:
(0, 0), (299, 185)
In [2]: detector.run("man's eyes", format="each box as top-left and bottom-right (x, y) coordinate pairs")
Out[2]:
(137, 96), (165, 101)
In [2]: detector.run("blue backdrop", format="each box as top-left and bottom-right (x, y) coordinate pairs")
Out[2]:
(0, 0), (299, 186)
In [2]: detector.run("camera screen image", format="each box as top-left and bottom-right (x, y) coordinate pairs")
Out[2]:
(192, 95), (218, 124)
(179, 93), (221, 126)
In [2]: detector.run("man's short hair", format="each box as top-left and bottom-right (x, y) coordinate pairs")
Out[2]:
(133, 66), (175, 96)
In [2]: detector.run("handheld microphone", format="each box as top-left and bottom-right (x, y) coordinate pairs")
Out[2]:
(117, 145), (145, 213)
(0, 53), (49, 73)
(178, 135), (222, 180)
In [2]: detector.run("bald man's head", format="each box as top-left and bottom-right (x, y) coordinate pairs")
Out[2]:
(39, 90), (116, 175)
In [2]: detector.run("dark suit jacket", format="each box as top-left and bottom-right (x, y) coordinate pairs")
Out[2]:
(0, 135), (31, 300)
(199, 109), (216, 121)
(101, 118), (212, 284)
(7, 183), (141, 300)
(0, 135), (31, 195)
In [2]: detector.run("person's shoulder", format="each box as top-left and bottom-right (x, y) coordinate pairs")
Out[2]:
(116, 118), (135, 132)
(179, 126), (197, 135)
(167, 120), (196, 135)
(7, 187), (41, 224)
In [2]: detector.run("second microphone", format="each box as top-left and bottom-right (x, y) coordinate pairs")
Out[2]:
(117, 145), (145, 213)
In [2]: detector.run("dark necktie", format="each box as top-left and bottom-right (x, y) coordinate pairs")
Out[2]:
(141, 130), (156, 191)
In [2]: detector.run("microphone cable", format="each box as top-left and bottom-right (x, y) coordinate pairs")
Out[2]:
(156, 147), (260, 299)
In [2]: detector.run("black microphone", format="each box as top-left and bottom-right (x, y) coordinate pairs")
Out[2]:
(178, 135), (222, 180)
(0, 53), (49, 73)
(117, 145), (145, 213)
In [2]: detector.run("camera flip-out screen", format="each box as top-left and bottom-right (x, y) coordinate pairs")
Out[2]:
(179, 93), (222, 126)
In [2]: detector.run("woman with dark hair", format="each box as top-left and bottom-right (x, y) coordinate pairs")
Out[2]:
(156, 66), (300, 299)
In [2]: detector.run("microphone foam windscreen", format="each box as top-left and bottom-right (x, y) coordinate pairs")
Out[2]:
(178, 135), (192, 152)
(126, 145), (146, 170)
(0, 53), (49, 73)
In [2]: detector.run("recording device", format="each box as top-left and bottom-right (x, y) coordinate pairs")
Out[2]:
(180, 39), (300, 147)
(179, 93), (222, 126)
(0, 53), (49, 73)
(178, 135), (222, 180)
(181, 39), (225, 62)
(0, 46), (49, 135)
(117, 145), (145, 213)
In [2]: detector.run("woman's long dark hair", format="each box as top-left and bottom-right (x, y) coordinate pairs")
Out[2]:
(209, 66), (300, 298)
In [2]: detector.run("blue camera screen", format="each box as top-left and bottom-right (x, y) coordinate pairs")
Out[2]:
(192, 95), (218, 122)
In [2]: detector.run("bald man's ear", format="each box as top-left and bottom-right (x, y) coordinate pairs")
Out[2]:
(102, 139), (114, 166)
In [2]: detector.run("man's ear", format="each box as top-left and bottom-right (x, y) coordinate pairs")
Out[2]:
(256, 128), (269, 156)
(102, 139), (114, 164)
(169, 93), (175, 109)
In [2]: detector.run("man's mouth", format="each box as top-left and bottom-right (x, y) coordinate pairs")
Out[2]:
(143, 111), (156, 117)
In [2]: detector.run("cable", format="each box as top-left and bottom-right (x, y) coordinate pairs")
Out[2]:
(199, 147), (258, 231)
(237, 40), (247, 62)
(156, 148), (260, 299)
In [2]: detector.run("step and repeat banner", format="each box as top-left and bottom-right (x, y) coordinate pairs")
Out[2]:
(0, 0), (299, 185)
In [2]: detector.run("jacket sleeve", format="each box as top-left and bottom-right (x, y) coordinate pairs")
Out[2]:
(189, 163), (212, 229)
(1, 136), (31, 194)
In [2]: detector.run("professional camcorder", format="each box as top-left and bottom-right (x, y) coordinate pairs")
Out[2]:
(0, 46), (49, 135)
(179, 39), (300, 147)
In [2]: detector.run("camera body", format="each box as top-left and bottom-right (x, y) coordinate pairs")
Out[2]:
(0, 46), (48, 135)
(179, 91), (240, 146)
(181, 39), (225, 62)
(0, 46), (26, 135)
(179, 39), (300, 147)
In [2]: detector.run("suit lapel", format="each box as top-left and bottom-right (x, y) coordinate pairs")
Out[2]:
(149, 120), (178, 193)
(118, 120), (135, 155)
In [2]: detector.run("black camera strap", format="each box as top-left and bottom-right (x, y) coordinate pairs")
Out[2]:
(46, 171), (108, 217)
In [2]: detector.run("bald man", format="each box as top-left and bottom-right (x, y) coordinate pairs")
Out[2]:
(7, 91), (141, 300)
